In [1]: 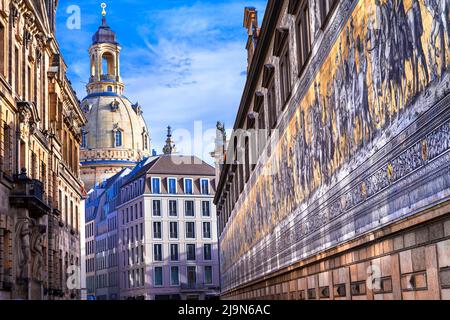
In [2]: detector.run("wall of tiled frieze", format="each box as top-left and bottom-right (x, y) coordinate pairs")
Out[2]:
(219, 0), (450, 294)
(222, 205), (450, 300)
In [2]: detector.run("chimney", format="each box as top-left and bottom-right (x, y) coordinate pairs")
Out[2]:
(243, 7), (260, 71)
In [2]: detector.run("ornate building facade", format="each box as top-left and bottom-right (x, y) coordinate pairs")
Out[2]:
(214, 0), (450, 300)
(0, 0), (86, 300)
(80, 10), (151, 191)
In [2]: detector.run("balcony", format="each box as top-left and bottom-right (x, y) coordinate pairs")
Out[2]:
(9, 170), (51, 217)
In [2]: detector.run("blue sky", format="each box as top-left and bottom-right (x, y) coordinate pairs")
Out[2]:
(56, 0), (267, 162)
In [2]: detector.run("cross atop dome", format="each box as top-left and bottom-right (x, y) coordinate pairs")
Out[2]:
(101, 3), (107, 16)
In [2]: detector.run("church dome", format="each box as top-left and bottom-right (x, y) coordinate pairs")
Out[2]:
(81, 94), (150, 156)
(80, 9), (151, 191)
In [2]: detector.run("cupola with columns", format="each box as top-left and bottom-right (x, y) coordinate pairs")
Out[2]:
(80, 3), (151, 191)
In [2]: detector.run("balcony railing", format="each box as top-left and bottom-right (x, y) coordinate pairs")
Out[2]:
(9, 170), (51, 217)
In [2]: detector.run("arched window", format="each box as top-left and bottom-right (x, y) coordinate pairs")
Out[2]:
(143, 134), (149, 150)
(101, 52), (115, 78)
(81, 130), (87, 148)
(107, 86), (113, 92)
(115, 130), (123, 147)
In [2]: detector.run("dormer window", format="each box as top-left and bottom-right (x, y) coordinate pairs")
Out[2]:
(110, 99), (119, 112)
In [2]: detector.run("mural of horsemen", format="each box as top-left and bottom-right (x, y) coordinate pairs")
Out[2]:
(220, 0), (450, 281)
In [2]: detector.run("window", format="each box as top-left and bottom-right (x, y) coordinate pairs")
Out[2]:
(267, 80), (277, 129)
(204, 266), (213, 285)
(255, 92), (265, 131)
(140, 202), (143, 218)
(201, 179), (209, 195)
(107, 85), (113, 92)
(186, 222), (196, 239)
(169, 200), (178, 217)
(169, 222), (178, 239)
(204, 244), (212, 261)
(185, 201), (195, 217)
(296, 1), (312, 74)
(186, 244), (196, 261)
(318, 0), (337, 27)
(184, 178), (193, 194)
(203, 222), (211, 239)
(171, 266), (180, 286)
(168, 178), (177, 194)
(152, 178), (161, 194)
(0, 23), (5, 77)
(115, 130), (122, 147)
(154, 267), (163, 287)
(202, 201), (210, 217)
(279, 44), (291, 107)
(170, 244), (179, 261)
(153, 244), (162, 262)
(153, 222), (162, 239)
(245, 137), (250, 182)
(81, 130), (87, 148)
(153, 200), (161, 217)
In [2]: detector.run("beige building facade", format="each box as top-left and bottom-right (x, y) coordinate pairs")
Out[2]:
(0, 0), (86, 300)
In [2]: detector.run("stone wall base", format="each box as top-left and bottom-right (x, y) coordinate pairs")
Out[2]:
(222, 203), (450, 300)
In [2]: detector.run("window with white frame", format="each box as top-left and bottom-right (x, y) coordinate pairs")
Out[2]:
(153, 244), (162, 262)
(186, 244), (196, 261)
(169, 200), (178, 217)
(168, 178), (177, 194)
(186, 222), (196, 239)
(153, 200), (161, 216)
(171, 266), (180, 286)
(203, 222), (211, 239)
(204, 244), (212, 261)
(154, 267), (163, 287)
(200, 179), (209, 195)
(185, 200), (195, 217)
(169, 222), (178, 239)
(202, 201), (210, 217)
(204, 266), (213, 285)
(153, 222), (162, 239)
(152, 177), (161, 194)
(184, 178), (193, 194)
(170, 244), (179, 261)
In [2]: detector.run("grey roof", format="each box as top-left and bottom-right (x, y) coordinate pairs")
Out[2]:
(92, 18), (118, 45)
(124, 155), (215, 185)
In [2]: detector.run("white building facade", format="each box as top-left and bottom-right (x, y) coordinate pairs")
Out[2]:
(118, 155), (220, 300)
